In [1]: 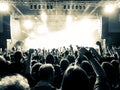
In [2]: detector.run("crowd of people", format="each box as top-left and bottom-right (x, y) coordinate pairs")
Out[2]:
(0, 41), (119, 90)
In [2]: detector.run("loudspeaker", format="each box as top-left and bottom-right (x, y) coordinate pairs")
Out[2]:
(3, 15), (11, 39)
(101, 16), (109, 39)
(0, 34), (7, 51)
(0, 15), (3, 33)
(108, 9), (120, 33)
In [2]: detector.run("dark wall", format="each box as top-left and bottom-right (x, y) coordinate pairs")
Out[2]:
(0, 15), (11, 50)
(102, 8), (120, 47)
(102, 15), (109, 39)
(3, 15), (11, 39)
(0, 34), (7, 51)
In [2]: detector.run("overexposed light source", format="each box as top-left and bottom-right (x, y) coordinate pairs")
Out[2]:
(23, 20), (33, 29)
(104, 4), (116, 13)
(66, 15), (73, 29)
(79, 17), (91, 30)
(37, 25), (48, 34)
(66, 15), (72, 24)
(81, 17), (90, 24)
(0, 3), (10, 12)
(41, 11), (47, 23)
(23, 16), (100, 50)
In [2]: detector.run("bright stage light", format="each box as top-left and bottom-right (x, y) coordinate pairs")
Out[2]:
(80, 17), (91, 29)
(104, 4), (116, 13)
(23, 20), (33, 30)
(36, 24), (48, 34)
(41, 11), (47, 23)
(66, 15), (72, 24)
(65, 15), (73, 30)
(0, 3), (10, 12)
(23, 16), (101, 50)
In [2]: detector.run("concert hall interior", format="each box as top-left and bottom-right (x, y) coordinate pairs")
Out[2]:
(0, 0), (120, 90)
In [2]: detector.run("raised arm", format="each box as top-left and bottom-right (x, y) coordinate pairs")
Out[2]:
(25, 49), (34, 75)
(79, 47), (105, 77)
(89, 47), (103, 63)
(96, 41), (104, 57)
(79, 47), (110, 90)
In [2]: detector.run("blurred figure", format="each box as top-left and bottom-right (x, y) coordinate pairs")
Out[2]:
(0, 74), (30, 90)
(0, 56), (9, 78)
(61, 65), (92, 90)
(31, 64), (56, 90)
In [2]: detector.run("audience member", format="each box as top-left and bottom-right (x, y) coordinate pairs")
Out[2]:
(31, 64), (56, 90)
(0, 41), (119, 90)
(61, 65), (92, 90)
(0, 74), (30, 90)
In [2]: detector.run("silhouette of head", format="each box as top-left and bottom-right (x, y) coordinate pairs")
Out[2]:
(61, 65), (91, 90)
(38, 64), (55, 81)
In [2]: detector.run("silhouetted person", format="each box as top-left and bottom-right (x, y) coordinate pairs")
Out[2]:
(31, 64), (56, 90)
(0, 74), (30, 90)
(61, 65), (92, 90)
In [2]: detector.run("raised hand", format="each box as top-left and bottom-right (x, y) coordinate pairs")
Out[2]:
(96, 41), (101, 46)
(89, 48), (99, 57)
(79, 47), (93, 59)
(29, 48), (34, 54)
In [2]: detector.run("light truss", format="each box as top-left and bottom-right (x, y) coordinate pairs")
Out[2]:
(0, 0), (116, 5)
(0, 1), (117, 9)
(0, 0), (117, 17)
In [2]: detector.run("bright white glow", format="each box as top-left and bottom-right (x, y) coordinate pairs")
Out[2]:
(0, 3), (10, 12)
(23, 17), (101, 50)
(104, 4), (116, 13)
(41, 12), (47, 23)
(66, 15), (72, 26)
(80, 17), (91, 30)
(37, 25), (48, 34)
(23, 20), (33, 29)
